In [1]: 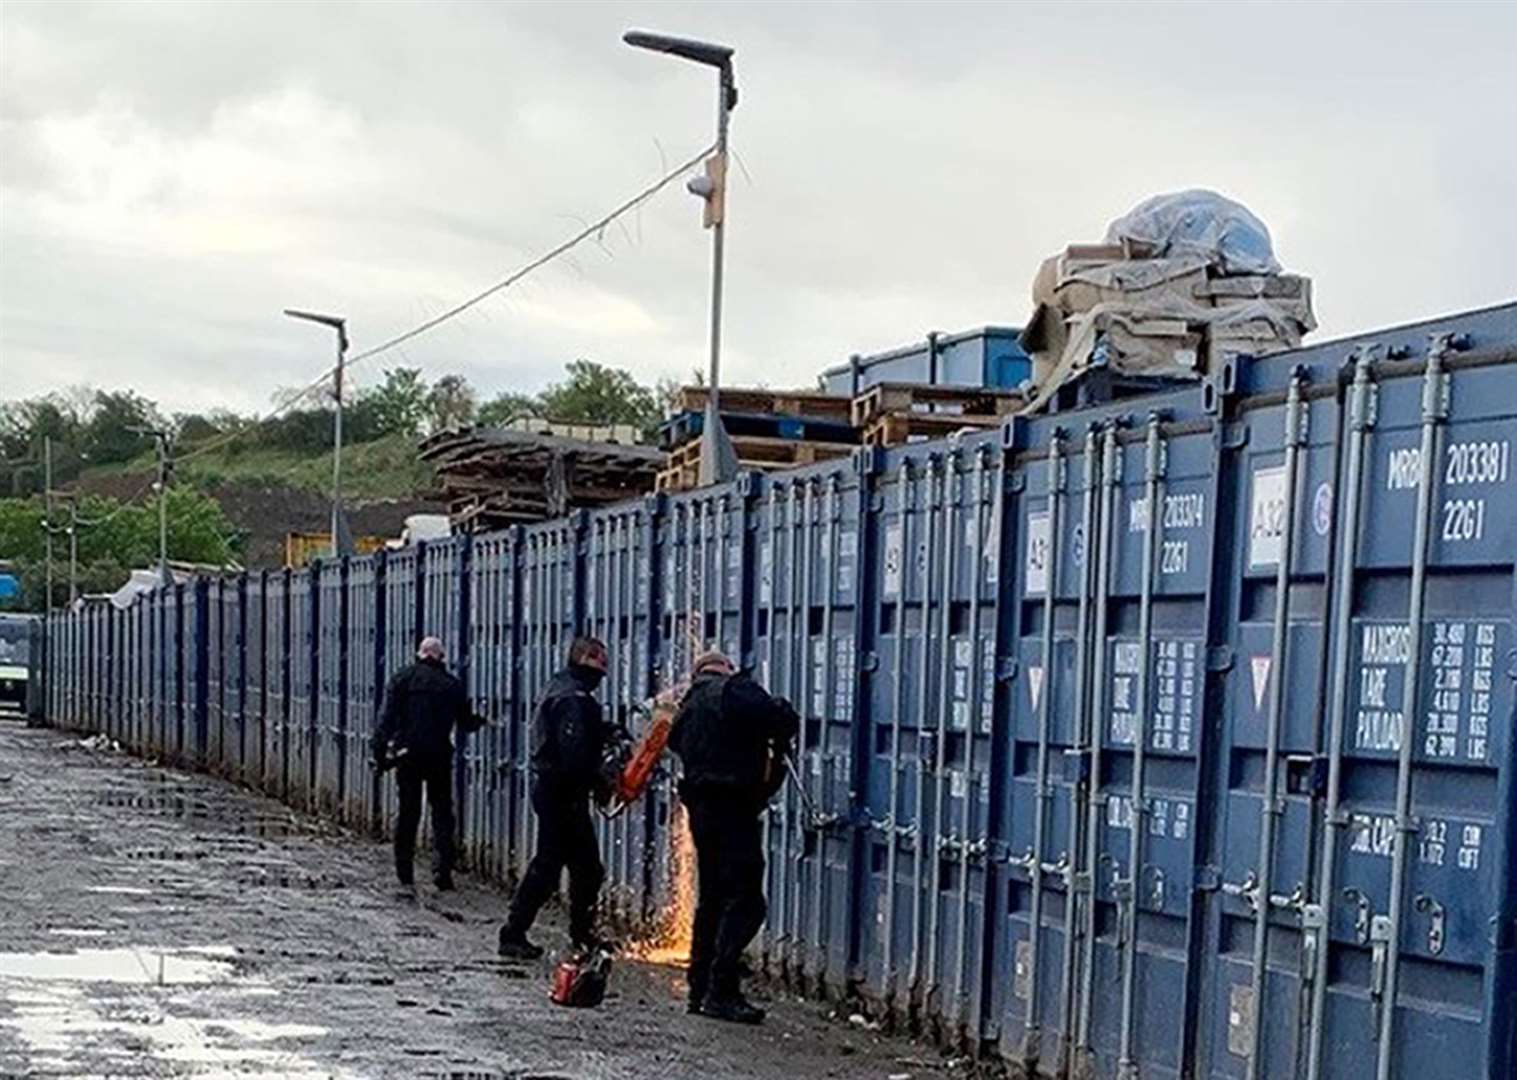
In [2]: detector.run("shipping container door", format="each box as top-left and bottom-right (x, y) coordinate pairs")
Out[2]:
(1196, 369), (1340, 1080)
(225, 576), (246, 779)
(245, 573), (266, 789)
(1297, 345), (1517, 1080)
(344, 555), (381, 828)
(422, 537), (467, 857)
(467, 531), (517, 882)
(654, 486), (747, 935)
(992, 418), (1104, 1072)
(263, 571), (291, 798)
(288, 568), (316, 807)
(315, 559), (347, 816)
(861, 434), (1004, 1039)
(749, 463), (861, 995)
(586, 502), (658, 925)
(380, 547), (421, 836)
(517, 518), (581, 865)
(207, 578), (225, 772)
(1043, 401), (1223, 1080)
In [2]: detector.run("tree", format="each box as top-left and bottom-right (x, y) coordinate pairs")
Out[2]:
(84, 390), (161, 464)
(1, 394), (90, 494)
(0, 489), (241, 610)
(426, 374), (477, 434)
(537, 360), (659, 430)
(476, 391), (541, 427)
(364, 368), (430, 437)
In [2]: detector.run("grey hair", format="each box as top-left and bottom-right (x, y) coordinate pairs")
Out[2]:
(417, 636), (445, 661)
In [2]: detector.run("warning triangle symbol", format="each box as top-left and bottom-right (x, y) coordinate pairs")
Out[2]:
(1029, 665), (1046, 712)
(1251, 656), (1272, 712)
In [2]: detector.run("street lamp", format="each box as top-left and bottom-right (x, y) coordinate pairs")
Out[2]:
(283, 309), (349, 556)
(624, 29), (739, 485)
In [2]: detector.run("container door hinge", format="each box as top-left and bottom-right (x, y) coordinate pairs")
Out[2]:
(1207, 646), (1235, 673)
(1221, 422), (1250, 452)
(1194, 865), (1222, 892)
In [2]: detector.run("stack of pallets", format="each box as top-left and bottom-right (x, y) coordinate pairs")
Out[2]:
(851, 382), (1022, 447)
(656, 386), (857, 493)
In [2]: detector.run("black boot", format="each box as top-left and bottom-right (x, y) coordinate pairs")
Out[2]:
(433, 872), (455, 892)
(699, 991), (765, 1025)
(497, 925), (543, 961)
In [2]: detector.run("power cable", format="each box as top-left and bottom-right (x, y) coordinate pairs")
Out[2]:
(40, 140), (716, 528)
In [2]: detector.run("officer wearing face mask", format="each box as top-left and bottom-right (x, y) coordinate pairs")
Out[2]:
(499, 636), (614, 959)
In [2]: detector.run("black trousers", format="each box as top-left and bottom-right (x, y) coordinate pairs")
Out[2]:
(394, 756), (455, 885)
(506, 786), (604, 945)
(686, 797), (767, 1002)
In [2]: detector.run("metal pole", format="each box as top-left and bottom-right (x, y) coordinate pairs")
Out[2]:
(332, 335), (345, 555)
(708, 66), (732, 407)
(157, 433), (169, 582)
(1375, 338), (1451, 1080)
(68, 503), (78, 606)
(1306, 349), (1377, 1080)
(44, 435), (54, 613)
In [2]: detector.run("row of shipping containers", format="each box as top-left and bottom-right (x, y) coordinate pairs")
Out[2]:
(43, 302), (1517, 1080)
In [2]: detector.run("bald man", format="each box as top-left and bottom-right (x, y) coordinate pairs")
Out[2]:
(374, 636), (482, 892)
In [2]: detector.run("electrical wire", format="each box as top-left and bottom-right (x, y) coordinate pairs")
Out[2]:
(173, 139), (715, 467)
(345, 140), (714, 368)
(47, 140), (715, 529)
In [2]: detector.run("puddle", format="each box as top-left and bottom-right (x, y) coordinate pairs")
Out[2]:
(1, 979), (351, 1077)
(0, 946), (237, 985)
(47, 928), (109, 938)
(86, 885), (152, 896)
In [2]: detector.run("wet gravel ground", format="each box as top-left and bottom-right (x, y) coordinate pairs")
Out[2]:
(0, 718), (968, 1079)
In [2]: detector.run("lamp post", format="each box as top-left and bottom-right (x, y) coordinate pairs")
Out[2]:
(284, 309), (349, 556)
(624, 29), (739, 485)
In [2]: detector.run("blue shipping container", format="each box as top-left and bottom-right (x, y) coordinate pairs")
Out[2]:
(39, 301), (1517, 1080)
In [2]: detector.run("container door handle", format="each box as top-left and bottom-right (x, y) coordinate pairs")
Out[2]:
(1414, 894), (1445, 956)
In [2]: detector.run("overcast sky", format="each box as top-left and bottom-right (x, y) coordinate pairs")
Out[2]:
(2, 1), (1514, 416)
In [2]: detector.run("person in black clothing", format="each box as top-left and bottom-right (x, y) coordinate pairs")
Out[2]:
(498, 636), (616, 960)
(373, 635), (482, 893)
(669, 650), (799, 1025)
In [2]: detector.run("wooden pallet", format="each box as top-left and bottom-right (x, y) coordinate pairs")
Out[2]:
(674, 385), (853, 424)
(850, 382), (1023, 429)
(668, 434), (854, 471)
(861, 411), (1005, 448)
(659, 409), (858, 452)
(659, 436), (856, 492)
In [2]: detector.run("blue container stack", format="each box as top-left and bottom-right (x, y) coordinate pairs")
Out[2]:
(42, 301), (1517, 1079)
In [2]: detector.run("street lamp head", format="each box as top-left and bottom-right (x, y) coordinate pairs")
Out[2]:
(283, 308), (349, 352)
(623, 29), (733, 69)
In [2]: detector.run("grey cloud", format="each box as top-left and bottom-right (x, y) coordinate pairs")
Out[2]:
(2, 0), (1514, 416)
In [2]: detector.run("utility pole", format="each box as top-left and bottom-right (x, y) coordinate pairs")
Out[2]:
(67, 502), (78, 607)
(283, 309), (349, 556)
(158, 432), (169, 582)
(44, 436), (53, 613)
(129, 425), (174, 583)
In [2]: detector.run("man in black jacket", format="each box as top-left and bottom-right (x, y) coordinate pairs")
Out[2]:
(373, 635), (482, 893)
(669, 650), (798, 1025)
(498, 636), (614, 960)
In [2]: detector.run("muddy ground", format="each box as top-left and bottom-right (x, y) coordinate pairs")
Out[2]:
(0, 717), (970, 1079)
